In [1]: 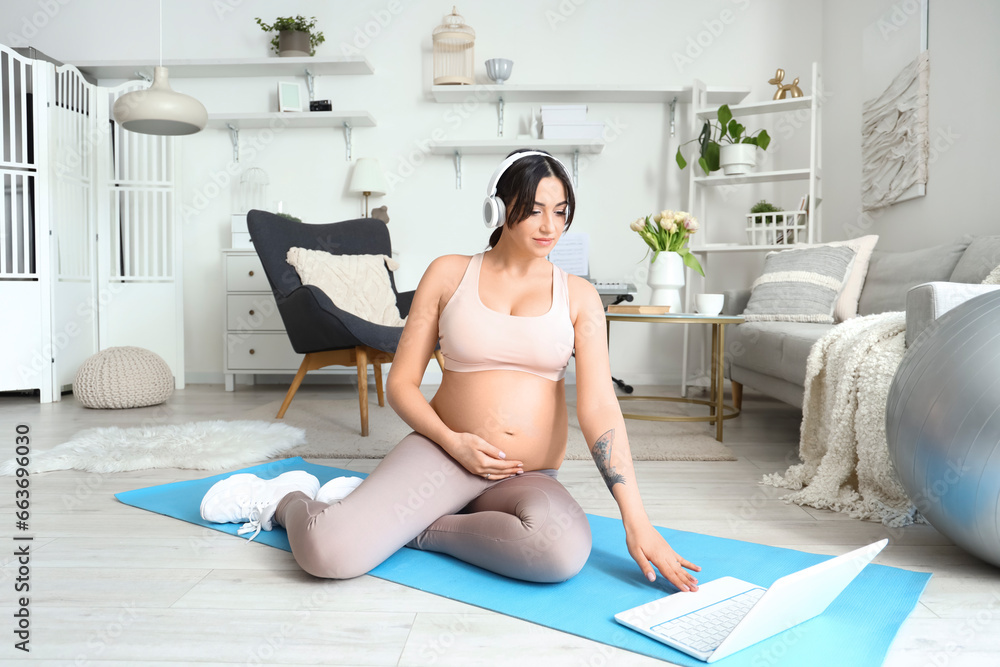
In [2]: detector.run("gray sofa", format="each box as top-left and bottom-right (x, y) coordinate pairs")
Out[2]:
(723, 235), (1000, 409)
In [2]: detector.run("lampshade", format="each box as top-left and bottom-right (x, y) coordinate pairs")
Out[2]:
(113, 66), (207, 136)
(349, 158), (388, 195)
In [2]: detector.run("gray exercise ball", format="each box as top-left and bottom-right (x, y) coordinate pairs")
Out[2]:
(886, 289), (1000, 568)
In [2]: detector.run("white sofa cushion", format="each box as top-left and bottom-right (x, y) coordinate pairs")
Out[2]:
(286, 248), (406, 327)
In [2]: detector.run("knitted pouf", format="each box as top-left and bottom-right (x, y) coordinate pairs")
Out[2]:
(73, 346), (174, 409)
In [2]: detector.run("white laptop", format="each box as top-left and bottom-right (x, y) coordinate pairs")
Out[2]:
(615, 539), (887, 663)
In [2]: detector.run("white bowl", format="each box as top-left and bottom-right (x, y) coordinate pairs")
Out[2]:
(485, 58), (514, 84)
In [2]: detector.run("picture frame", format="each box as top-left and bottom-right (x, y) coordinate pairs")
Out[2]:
(277, 81), (303, 112)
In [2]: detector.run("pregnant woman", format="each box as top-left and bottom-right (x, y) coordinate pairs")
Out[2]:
(201, 149), (700, 590)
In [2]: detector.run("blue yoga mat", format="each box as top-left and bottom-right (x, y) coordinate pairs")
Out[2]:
(116, 457), (929, 666)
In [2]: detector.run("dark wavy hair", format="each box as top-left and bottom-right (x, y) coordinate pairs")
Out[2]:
(487, 149), (576, 249)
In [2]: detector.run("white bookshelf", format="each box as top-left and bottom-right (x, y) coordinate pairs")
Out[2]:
(682, 63), (823, 394)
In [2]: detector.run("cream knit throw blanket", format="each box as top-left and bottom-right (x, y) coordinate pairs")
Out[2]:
(762, 311), (924, 527)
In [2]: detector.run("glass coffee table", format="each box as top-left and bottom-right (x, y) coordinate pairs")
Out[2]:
(605, 312), (745, 442)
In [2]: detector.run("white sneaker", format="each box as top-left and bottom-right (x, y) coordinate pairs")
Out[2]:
(200, 471), (320, 541)
(315, 476), (364, 505)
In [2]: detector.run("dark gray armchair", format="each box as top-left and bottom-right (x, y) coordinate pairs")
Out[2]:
(247, 210), (440, 436)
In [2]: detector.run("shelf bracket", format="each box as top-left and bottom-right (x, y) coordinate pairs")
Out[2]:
(669, 96), (678, 137)
(226, 123), (240, 163)
(453, 151), (463, 189)
(304, 68), (315, 101)
(343, 122), (353, 162)
(497, 96), (505, 138)
(572, 150), (579, 188)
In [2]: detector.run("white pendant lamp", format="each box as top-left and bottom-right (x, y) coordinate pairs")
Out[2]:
(112, 0), (206, 135)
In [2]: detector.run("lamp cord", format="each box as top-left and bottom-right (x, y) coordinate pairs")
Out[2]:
(158, 0), (162, 66)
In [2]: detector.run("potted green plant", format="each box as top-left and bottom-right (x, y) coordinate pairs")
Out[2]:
(676, 105), (771, 176)
(255, 16), (325, 57)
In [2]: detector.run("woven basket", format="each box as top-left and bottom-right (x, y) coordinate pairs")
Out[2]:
(73, 346), (174, 409)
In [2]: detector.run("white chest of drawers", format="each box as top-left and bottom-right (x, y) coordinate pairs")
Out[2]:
(222, 249), (344, 391)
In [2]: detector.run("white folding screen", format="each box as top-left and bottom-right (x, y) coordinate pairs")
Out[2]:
(0, 44), (184, 402)
(96, 80), (184, 390)
(49, 63), (99, 393)
(0, 44), (52, 400)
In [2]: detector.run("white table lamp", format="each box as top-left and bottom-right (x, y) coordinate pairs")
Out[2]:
(349, 158), (388, 217)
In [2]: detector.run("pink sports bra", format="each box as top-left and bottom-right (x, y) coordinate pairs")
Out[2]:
(438, 252), (575, 381)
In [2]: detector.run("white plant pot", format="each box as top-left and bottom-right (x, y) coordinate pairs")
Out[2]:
(719, 144), (758, 175)
(647, 253), (685, 311)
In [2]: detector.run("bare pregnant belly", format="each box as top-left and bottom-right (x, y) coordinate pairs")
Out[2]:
(429, 370), (569, 471)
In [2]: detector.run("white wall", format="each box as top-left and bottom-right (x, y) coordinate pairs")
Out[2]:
(822, 0), (1000, 249)
(1, 0), (824, 386)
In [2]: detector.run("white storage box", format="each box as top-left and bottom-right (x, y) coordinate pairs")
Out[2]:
(231, 214), (253, 249)
(542, 121), (605, 140)
(541, 105), (588, 125)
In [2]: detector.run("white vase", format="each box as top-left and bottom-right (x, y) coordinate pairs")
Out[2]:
(719, 144), (758, 175)
(647, 253), (685, 311)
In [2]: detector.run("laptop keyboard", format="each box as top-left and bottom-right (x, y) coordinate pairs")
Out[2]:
(651, 587), (766, 654)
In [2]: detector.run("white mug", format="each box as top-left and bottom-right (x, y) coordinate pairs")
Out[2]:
(696, 293), (725, 316)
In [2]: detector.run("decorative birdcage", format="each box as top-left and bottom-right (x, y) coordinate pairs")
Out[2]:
(432, 6), (475, 85)
(238, 167), (270, 214)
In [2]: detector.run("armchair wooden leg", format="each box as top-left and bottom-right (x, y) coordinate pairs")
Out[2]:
(277, 355), (311, 418)
(731, 381), (743, 411)
(374, 361), (385, 407)
(356, 346), (369, 437)
(434, 349), (445, 372)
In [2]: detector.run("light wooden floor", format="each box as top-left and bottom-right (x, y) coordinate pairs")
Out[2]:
(1, 383), (998, 666)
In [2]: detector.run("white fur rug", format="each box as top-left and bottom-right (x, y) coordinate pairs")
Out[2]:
(761, 311), (925, 527)
(0, 420), (305, 475)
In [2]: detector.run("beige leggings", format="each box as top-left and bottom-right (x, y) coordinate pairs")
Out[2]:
(274, 432), (592, 583)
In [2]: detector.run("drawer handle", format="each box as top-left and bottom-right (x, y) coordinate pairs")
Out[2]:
(249, 309), (255, 316)
(249, 349), (255, 355)
(248, 270), (255, 277)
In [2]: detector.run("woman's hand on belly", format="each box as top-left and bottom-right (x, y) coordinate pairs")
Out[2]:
(445, 432), (524, 479)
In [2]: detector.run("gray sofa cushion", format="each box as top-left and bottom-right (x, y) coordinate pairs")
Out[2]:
(857, 241), (970, 316)
(727, 321), (835, 387)
(743, 245), (858, 323)
(949, 235), (1000, 283)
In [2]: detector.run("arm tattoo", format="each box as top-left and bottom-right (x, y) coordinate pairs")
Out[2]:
(591, 428), (626, 491)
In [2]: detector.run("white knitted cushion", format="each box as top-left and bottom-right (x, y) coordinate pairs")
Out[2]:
(74, 347), (174, 409)
(285, 248), (406, 327)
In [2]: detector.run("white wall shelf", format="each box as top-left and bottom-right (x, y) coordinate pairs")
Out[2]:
(692, 168), (816, 186)
(430, 139), (604, 190)
(74, 56), (374, 80)
(207, 111), (376, 130)
(429, 139), (604, 156)
(695, 95), (813, 119)
(431, 84), (749, 105)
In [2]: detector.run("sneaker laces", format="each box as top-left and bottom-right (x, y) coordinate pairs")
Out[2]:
(235, 501), (271, 543)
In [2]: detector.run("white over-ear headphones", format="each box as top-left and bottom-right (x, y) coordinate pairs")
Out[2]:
(482, 151), (573, 229)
